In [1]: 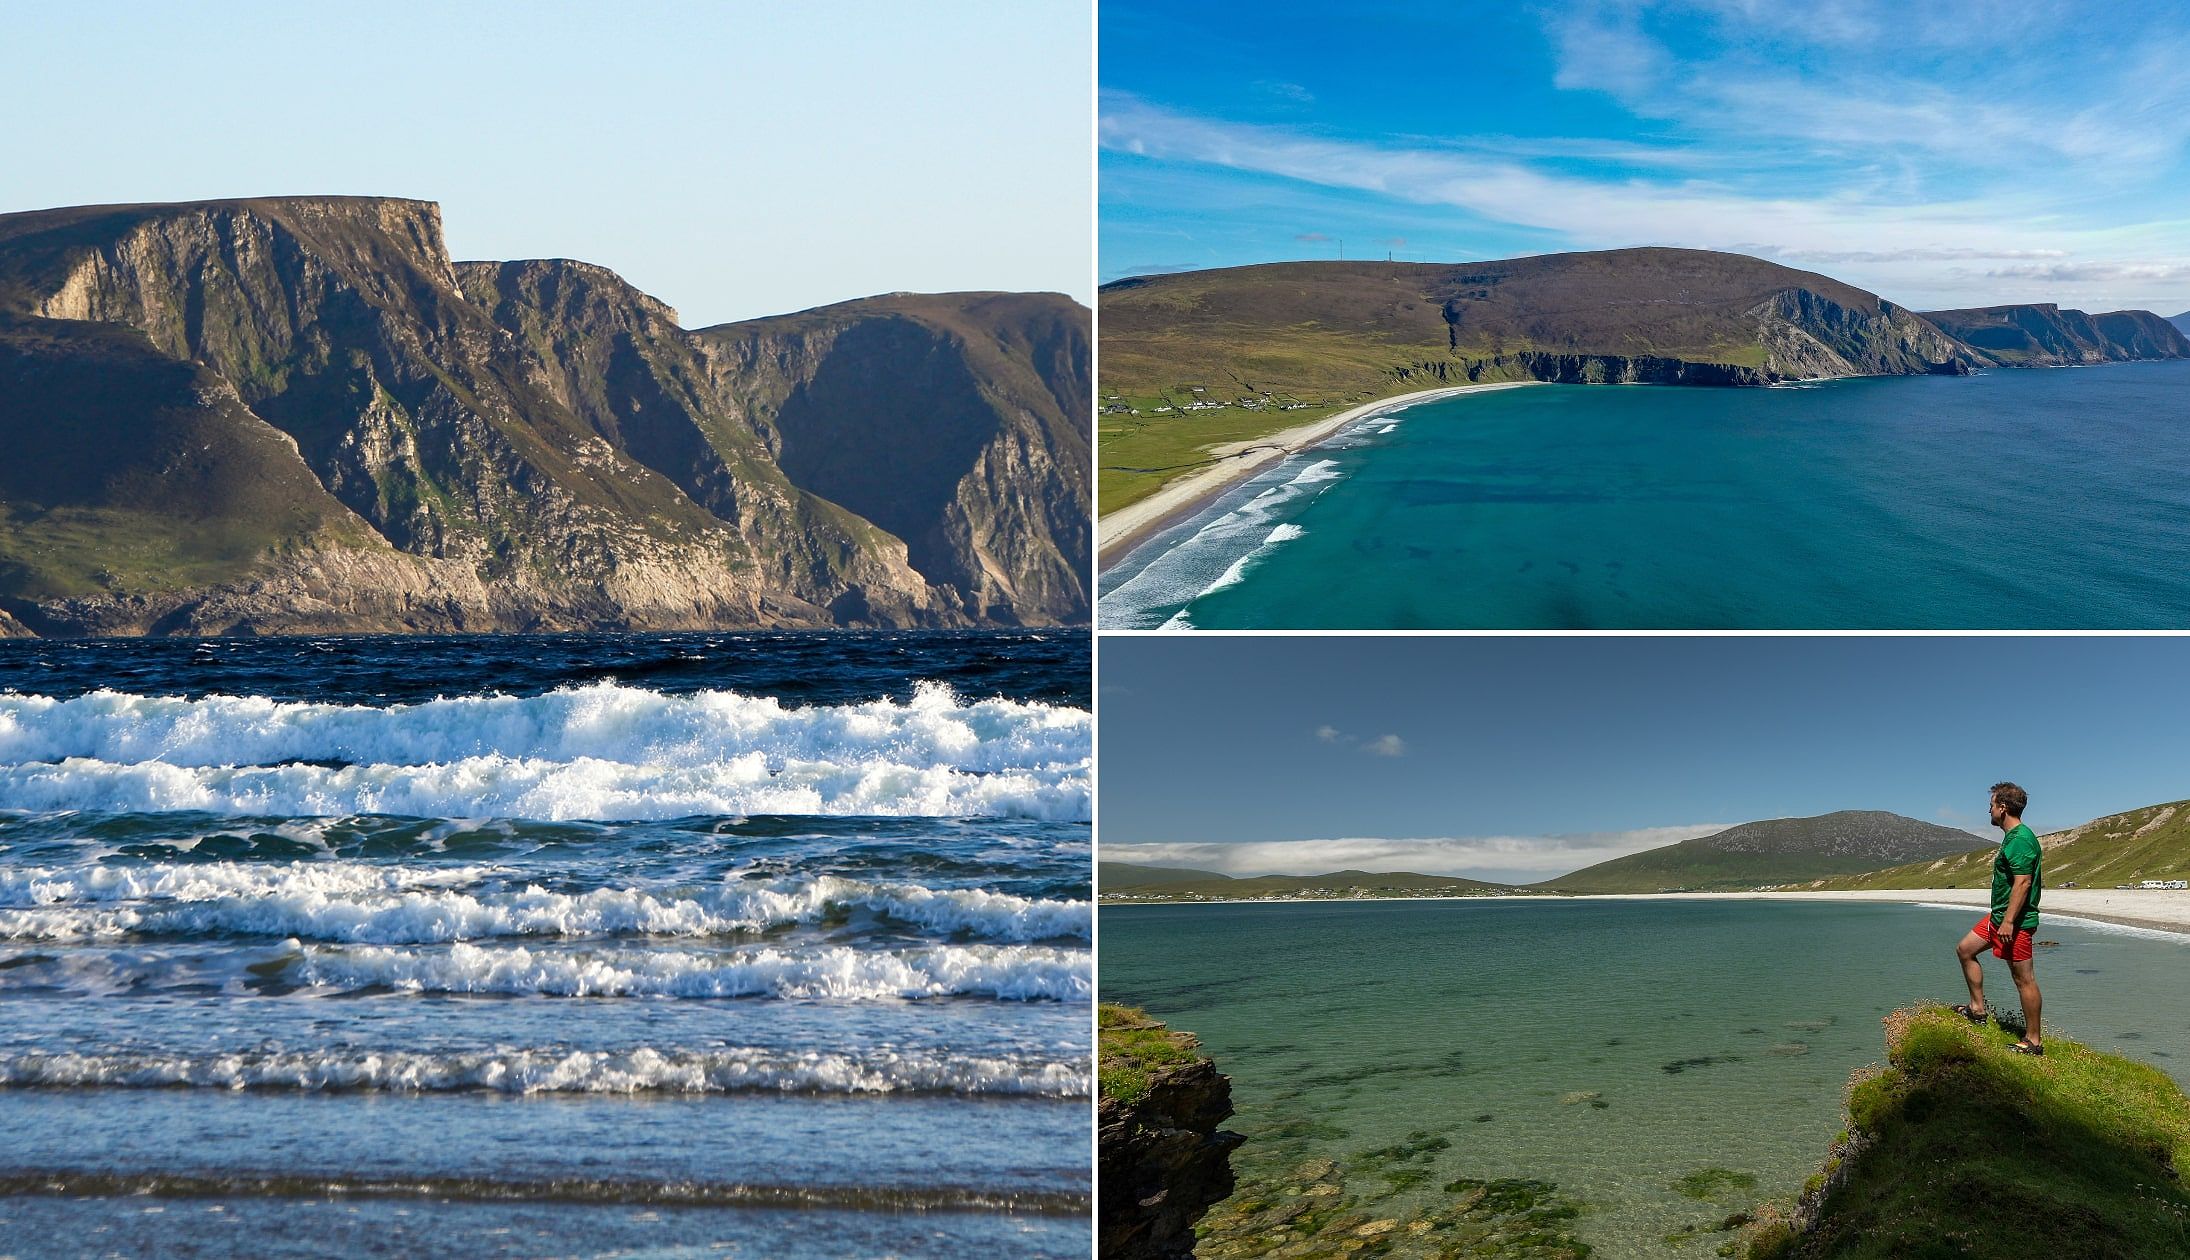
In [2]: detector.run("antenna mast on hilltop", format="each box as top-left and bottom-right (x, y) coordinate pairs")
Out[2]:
(1338, 239), (1344, 260)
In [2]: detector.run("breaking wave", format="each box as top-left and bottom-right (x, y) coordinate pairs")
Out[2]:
(0, 865), (1089, 944)
(0, 681), (1089, 821)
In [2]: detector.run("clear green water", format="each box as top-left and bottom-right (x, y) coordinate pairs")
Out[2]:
(1098, 361), (2190, 629)
(1100, 898), (2190, 1257)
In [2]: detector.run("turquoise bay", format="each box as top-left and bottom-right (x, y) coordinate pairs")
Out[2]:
(1100, 898), (2190, 1257)
(1097, 361), (2190, 629)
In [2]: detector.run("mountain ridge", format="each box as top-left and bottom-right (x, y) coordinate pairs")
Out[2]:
(1536, 810), (1980, 893)
(0, 196), (1089, 635)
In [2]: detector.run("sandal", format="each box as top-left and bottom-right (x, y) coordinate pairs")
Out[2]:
(1950, 1003), (1988, 1023)
(2006, 1041), (2044, 1056)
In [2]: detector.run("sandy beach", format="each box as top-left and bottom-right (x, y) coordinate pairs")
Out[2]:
(1632, 888), (2190, 938)
(1103, 887), (2190, 939)
(1096, 382), (1540, 571)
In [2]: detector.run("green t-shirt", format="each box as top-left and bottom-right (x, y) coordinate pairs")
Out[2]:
(1990, 823), (2042, 931)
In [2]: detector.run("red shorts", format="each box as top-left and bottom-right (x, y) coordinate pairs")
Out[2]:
(1973, 917), (2034, 962)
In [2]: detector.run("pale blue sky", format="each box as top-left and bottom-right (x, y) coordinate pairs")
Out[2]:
(1100, 637), (2190, 883)
(2, 2), (1091, 325)
(1102, 1), (2190, 315)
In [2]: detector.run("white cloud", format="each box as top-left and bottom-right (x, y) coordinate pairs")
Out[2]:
(1106, 824), (1734, 884)
(1364, 734), (1407, 757)
(1315, 724), (1344, 743)
(1099, 91), (2190, 308)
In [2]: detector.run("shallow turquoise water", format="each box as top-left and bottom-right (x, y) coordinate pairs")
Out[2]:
(1098, 361), (2190, 628)
(1099, 897), (2190, 1256)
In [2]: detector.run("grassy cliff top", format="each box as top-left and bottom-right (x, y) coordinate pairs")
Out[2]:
(1740, 1004), (2190, 1258)
(1098, 1003), (1209, 1107)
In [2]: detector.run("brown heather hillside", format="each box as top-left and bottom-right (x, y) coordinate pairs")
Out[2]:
(1537, 811), (1981, 894)
(1099, 247), (1973, 404)
(0, 197), (1088, 635)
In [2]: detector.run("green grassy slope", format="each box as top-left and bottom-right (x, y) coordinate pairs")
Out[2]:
(1810, 799), (2190, 891)
(0, 315), (381, 614)
(1538, 811), (1979, 894)
(1738, 1005), (2190, 1258)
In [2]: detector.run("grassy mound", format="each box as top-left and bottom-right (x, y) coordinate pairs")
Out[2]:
(1740, 1004), (2190, 1258)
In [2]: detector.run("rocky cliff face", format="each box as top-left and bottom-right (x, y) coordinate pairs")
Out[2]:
(1920, 303), (2190, 366)
(693, 292), (1090, 625)
(0, 197), (1088, 635)
(1099, 1007), (1243, 1260)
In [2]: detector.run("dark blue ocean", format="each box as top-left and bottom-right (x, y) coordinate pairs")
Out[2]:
(1098, 360), (2190, 629)
(0, 631), (1091, 1258)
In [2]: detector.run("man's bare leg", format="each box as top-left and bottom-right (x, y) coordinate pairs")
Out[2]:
(1955, 931), (1991, 1016)
(2009, 958), (2042, 1047)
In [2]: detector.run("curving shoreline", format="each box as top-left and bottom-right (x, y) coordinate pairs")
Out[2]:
(1095, 382), (1542, 572)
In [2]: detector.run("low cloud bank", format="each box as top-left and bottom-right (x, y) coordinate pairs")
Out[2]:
(1105, 824), (1734, 886)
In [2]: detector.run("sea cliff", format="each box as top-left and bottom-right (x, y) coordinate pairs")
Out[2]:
(0, 197), (1089, 634)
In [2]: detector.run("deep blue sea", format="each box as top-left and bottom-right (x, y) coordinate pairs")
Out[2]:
(0, 631), (1091, 1258)
(1098, 360), (2190, 629)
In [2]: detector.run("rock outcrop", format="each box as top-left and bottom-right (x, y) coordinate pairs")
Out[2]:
(0, 197), (1089, 635)
(1099, 1005), (1243, 1260)
(1920, 303), (2190, 366)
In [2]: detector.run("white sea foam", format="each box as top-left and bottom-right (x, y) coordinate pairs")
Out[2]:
(0, 681), (1085, 774)
(0, 1046), (1090, 1096)
(0, 754), (1086, 821)
(1178, 518), (1314, 604)
(289, 942), (1091, 1001)
(1096, 454), (1349, 629)
(0, 865), (1090, 943)
(0, 681), (1088, 820)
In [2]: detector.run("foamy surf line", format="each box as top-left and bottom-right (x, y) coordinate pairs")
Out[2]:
(0, 1046), (1090, 1098)
(0, 1171), (1089, 1216)
(1106, 458), (1341, 630)
(0, 865), (1091, 944)
(0, 940), (1093, 1002)
(286, 941), (1091, 1001)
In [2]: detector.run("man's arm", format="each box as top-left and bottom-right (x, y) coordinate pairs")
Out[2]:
(1999, 873), (2032, 931)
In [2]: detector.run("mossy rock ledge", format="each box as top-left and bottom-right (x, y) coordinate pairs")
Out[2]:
(1736, 1003), (2190, 1258)
(1100, 1004), (1246, 1258)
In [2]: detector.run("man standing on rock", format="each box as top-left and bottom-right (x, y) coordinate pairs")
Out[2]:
(1952, 781), (2044, 1054)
